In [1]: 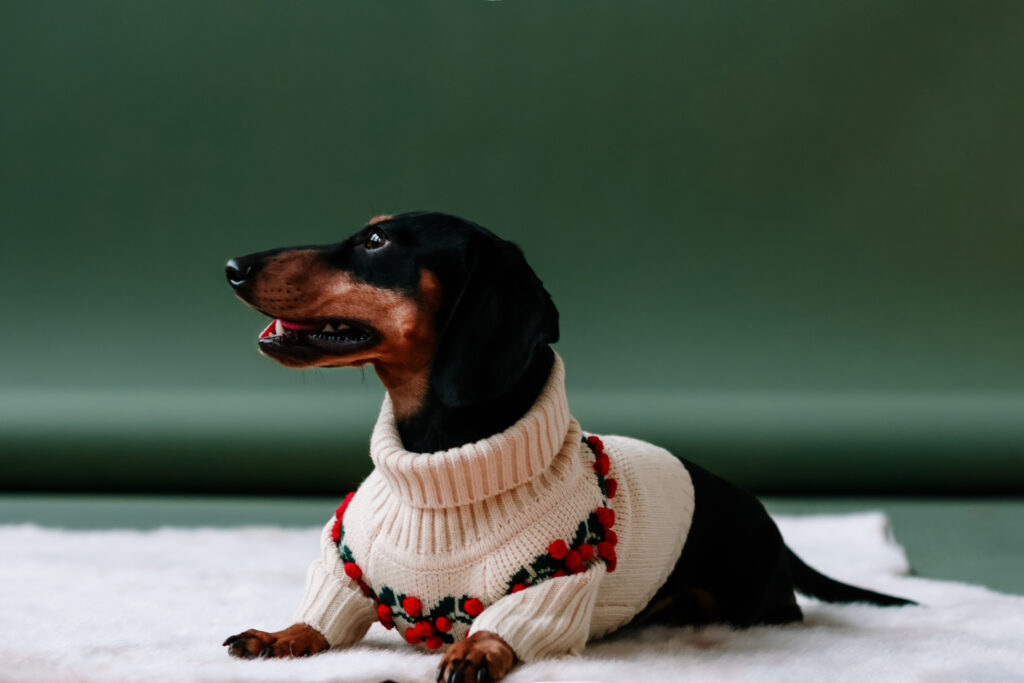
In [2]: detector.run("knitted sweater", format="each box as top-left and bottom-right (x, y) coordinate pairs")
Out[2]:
(294, 354), (695, 661)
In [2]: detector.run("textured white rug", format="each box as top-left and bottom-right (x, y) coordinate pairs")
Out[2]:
(1, 513), (1022, 683)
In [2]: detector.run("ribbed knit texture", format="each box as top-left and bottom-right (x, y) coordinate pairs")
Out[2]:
(293, 521), (379, 647)
(470, 562), (605, 660)
(369, 360), (572, 510)
(295, 353), (696, 660)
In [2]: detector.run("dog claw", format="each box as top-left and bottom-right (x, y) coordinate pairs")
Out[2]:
(477, 666), (490, 683)
(446, 660), (464, 683)
(222, 636), (237, 646)
(436, 664), (445, 682)
(228, 641), (251, 659)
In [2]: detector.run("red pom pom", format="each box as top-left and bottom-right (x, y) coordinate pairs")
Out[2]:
(344, 562), (361, 580)
(331, 519), (342, 543)
(404, 627), (423, 644)
(335, 491), (355, 520)
(377, 604), (392, 621)
(597, 541), (615, 561)
(593, 454), (610, 476)
(605, 529), (618, 546)
(415, 620), (434, 637)
(607, 555), (618, 572)
(548, 539), (568, 559)
(587, 435), (604, 452)
(553, 569), (567, 577)
(435, 616), (453, 633)
(425, 635), (443, 650)
(578, 543), (594, 561)
(596, 506), (615, 529)
(605, 477), (618, 498)
(564, 549), (582, 572)
(402, 596), (422, 618)
(512, 583), (528, 593)
(463, 598), (484, 616)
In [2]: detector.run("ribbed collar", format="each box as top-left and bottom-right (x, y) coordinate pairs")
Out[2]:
(370, 352), (572, 509)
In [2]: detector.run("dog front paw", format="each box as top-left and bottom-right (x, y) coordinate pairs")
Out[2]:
(223, 623), (329, 659)
(437, 631), (515, 683)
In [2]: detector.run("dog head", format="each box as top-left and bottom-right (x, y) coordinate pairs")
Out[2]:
(227, 211), (559, 415)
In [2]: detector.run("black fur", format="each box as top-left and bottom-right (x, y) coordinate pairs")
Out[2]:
(405, 223), (559, 452)
(630, 461), (913, 630)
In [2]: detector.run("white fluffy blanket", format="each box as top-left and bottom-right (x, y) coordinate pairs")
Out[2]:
(2, 513), (1022, 682)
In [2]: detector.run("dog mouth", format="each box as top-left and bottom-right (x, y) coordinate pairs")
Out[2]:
(257, 317), (380, 360)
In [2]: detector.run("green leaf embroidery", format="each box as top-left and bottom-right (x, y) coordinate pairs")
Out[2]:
(430, 596), (455, 620)
(532, 553), (561, 575)
(509, 567), (530, 587)
(340, 544), (355, 564)
(572, 520), (589, 547)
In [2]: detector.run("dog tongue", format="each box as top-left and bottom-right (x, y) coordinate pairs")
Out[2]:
(258, 318), (321, 339)
(280, 320), (320, 330)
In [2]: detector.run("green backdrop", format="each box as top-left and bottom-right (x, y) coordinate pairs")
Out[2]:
(2, 1), (1023, 494)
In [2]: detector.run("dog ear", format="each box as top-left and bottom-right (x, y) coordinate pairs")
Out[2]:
(431, 236), (559, 408)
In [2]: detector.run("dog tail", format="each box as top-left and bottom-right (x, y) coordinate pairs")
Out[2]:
(787, 547), (917, 606)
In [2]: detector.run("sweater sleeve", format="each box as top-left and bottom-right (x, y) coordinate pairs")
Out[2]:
(469, 562), (607, 662)
(292, 519), (378, 648)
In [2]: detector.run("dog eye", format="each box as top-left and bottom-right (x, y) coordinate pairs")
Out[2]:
(364, 229), (389, 251)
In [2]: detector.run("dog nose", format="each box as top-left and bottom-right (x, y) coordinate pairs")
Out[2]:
(225, 258), (253, 288)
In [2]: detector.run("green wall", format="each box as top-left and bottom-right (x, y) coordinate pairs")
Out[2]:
(2, 2), (1023, 494)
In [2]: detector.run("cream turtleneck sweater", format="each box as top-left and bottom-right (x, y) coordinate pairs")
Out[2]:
(294, 354), (695, 661)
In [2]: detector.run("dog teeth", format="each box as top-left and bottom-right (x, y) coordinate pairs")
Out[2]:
(323, 323), (335, 333)
(275, 319), (285, 336)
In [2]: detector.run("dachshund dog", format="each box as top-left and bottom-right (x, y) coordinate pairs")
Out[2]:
(223, 212), (913, 682)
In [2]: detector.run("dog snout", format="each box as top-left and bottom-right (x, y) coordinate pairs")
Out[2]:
(226, 256), (260, 292)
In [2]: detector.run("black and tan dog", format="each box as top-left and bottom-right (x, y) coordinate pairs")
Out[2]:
(223, 211), (913, 682)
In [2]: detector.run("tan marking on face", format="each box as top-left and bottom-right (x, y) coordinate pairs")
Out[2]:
(368, 214), (392, 226)
(249, 250), (441, 417)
